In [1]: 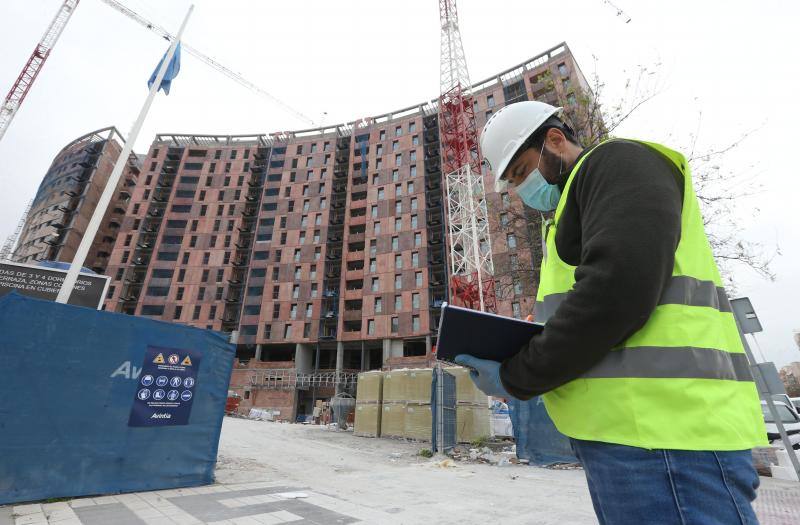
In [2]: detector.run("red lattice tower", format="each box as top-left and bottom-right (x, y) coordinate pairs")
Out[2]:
(0, 0), (80, 143)
(438, 0), (496, 312)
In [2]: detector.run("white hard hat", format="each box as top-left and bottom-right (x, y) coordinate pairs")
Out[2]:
(480, 101), (562, 191)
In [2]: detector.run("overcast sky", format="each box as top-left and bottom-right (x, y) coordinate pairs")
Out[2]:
(1, 0), (798, 366)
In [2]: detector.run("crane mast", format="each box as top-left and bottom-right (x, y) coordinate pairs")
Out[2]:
(438, 0), (496, 312)
(97, 0), (315, 126)
(0, 0), (80, 142)
(0, 200), (33, 262)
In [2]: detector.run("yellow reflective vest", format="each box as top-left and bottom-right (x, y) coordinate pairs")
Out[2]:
(535, 139), (767, 450)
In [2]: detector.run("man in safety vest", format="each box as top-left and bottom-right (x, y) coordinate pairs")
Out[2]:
(454, 101), (766, 524)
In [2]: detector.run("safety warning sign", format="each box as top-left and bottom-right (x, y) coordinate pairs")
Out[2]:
(128, 345), (202, 427)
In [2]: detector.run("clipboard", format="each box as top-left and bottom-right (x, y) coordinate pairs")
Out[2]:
(434, 302), (544, 363)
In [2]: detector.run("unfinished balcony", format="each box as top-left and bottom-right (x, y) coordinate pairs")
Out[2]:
(425, 160), (442, 175)
(43, 233), (64, 247)
(342, 320), (362, 334)
(224, 292), (242, 304)
(347, 241), (365, 256)
(426, 209), (442, 226)
(348, 225), (366, 243)
(327, 229), (343, 243)
(426, 194), (442, 209)
(324, 263), (341, 279)
(227, 269), (246, 285)
(319, 319), (338, 340)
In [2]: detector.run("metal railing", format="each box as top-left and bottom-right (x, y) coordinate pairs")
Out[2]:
(248, 368), (359, 391)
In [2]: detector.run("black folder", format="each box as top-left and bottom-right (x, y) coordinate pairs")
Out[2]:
(434, 302), (544, 363)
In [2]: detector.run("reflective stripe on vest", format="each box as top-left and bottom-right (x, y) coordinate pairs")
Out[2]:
(582, 346), (753, 382)
(534, 139), (766, 451)
(534, 275), (733, 321)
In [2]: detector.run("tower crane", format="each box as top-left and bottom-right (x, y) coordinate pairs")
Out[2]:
(97, 0), (315, 126)
(0, 0), (80, 142)
(438, 0), (496, 312)
(0, 200), (33, 262)
(0, 0), (314, 147)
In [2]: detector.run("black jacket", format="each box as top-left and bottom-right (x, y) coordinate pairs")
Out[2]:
(499, 140), (684, 400)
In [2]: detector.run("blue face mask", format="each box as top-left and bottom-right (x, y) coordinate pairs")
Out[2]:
(514, 143), (562, 211)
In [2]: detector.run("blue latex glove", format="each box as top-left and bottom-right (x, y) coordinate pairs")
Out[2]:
(453, 354), (512, 399)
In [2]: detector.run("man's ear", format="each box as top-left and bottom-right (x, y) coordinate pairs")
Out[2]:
(546, 127), (565, 149)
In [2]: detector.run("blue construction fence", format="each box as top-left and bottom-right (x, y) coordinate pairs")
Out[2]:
(0, 293), (235, 504)
(508, 396), (578, 465)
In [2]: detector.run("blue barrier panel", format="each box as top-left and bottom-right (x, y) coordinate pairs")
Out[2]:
(508, 396), (578, 466)
(0, 293), (235, 504)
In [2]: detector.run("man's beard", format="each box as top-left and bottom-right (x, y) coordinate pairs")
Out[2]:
(539, 145), (564, 185)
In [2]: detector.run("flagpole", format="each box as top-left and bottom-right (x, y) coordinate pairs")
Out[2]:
(55, 5), (194, 304)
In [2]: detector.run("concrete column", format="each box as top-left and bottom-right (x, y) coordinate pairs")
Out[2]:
(254, 344), (263, 363)
(336, 341), (344, 370)
(295, 343), (313, 374)
(335, 341), (344, 395)
(382, 338), (392, 365)
(315, 343), (320, 372)
(426, 335), (432, 356)
(361, 341), (367, 371)
(382, 338), (403, 365)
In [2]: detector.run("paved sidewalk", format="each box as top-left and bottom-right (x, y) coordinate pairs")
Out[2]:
(3, 417), (799, 524)
(4, 476), (799, 525)
(0, 482), (370, 525)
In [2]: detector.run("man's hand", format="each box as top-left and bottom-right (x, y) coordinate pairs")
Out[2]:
(453, 354), (512, 399)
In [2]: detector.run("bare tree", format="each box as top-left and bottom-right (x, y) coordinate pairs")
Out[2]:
(684, 125), (777, 288)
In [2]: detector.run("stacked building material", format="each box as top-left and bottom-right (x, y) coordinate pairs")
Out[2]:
(381, 370), (413, 438)
(380, 370), (431, 439)
(402, 369), (434, 440)
(446, 367), (491, 443)
(376, 368), (491, 442)
(354, 371), (383, 437)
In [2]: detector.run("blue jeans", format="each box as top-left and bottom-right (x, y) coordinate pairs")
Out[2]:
(570, 439), (760, 524)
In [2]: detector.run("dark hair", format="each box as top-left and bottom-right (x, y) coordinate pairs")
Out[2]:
(527, 116), (580, 150)
(503, 117), (579, 178)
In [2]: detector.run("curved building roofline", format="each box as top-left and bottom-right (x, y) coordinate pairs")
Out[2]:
(154, 42), (574, 147)
(54, 126), (127, 158)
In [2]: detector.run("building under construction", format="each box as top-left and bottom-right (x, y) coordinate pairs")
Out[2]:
(12, 126), (139, 273)
(93, 43), (591, 421)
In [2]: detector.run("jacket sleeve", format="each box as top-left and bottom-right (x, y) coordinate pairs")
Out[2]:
(499, 141), (683, 400)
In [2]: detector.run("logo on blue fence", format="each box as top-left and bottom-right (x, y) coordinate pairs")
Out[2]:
(137, 389), (151, 400)
(170, 376), (182, 388)
(167, 390), (180, 401)
(156, 376), (168, 387)
(153, 389), (166, 401)
(183, 377), (195, 388)
(140, 374), (154, 386)
(180, 390), (193, 402)
(168, 354), (179, 365)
